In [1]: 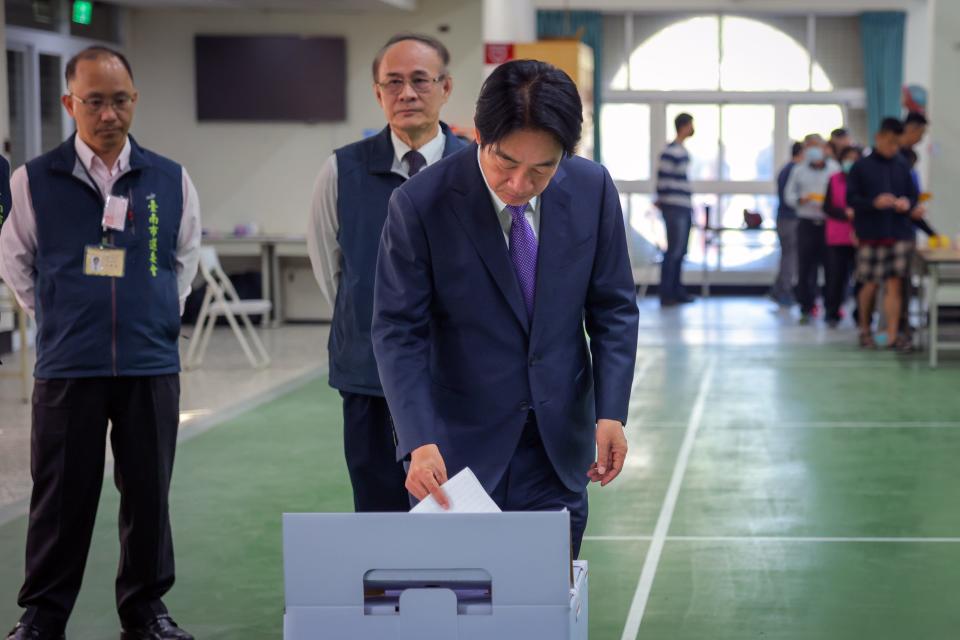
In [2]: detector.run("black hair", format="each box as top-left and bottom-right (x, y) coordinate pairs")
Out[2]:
(675, 112), (693, 133)
(838, 145), (863, 162)
(65, 46), (134, 85)
(791, 141), (804, 157)
(372, 33), (450, 81)
(474, 59), (582, 157)
(879, 117), (904, 136)
(830, 128), (849, 139)
(904, 111), (928, 127)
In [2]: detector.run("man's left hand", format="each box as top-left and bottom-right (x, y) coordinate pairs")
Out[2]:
(588, 419), (628, 486)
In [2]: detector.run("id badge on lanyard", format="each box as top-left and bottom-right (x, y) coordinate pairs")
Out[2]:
(84, 195), (130, 278)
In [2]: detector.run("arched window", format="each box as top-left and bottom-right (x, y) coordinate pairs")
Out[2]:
(602, 14), (864, 277)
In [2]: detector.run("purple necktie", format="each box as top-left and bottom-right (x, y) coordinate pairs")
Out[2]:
(506, 203), (538, 318)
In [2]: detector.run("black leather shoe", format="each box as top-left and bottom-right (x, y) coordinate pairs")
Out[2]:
(5, 623), (65, 640)
(120, 616), (193, 640)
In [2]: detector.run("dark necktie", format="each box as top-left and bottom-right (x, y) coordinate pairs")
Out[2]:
(404, 150), (426, 177)
(506, 203), (538, 318)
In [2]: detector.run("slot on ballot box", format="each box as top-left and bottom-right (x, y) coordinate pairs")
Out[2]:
(283, 512), (588, 640)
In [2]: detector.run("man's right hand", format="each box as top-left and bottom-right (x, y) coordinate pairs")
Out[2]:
(873, 193), (897, 209)
(407, 444), (450, 509)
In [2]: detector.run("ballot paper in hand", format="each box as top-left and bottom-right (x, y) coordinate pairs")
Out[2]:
(409, 467), (501, 514)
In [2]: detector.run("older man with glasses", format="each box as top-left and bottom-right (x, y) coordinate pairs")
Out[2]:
(307, 33), (465, 512)
(0, 46), (201, 640)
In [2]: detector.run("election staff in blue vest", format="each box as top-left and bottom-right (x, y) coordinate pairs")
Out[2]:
(307, 33), (465, 512)
(372, 60), (640, 557)
(0, 47), (200, 640)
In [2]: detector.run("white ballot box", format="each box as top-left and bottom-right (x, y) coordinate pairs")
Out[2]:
(282, 512), (588, 640)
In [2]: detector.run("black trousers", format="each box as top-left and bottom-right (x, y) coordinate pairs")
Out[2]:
(340, 391), (409, 512)
(18, 375), (180, 633)
(490, 414), (589, 559)
(824, 245), (856, 321)
(797, 219), (827, 314)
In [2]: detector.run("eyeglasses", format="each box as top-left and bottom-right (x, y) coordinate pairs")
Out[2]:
(69, 93), (135, 113)
(376, 75), (446, 96)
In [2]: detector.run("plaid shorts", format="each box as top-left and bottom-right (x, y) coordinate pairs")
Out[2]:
(856, 241), (913, 283)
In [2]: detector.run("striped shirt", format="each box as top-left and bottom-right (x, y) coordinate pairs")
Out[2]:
(656, 141), (692, 208)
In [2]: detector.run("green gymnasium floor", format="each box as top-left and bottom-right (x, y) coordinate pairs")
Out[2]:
(2, 300), (960, 639)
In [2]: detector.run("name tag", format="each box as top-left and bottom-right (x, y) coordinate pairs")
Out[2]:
(84, 245), (126, 278)
(102, 195), (128, 232)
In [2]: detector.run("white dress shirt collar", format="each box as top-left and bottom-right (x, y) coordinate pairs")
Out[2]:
(75, 135), (131, 179)
(390, 126), (445, 177)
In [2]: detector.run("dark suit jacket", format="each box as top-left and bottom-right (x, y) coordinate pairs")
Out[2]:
(372, 144), (639, 493)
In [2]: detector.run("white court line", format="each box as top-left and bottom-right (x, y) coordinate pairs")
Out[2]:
(619, 358), (715, 640)
(627, 355), (658, 411)
(631, 420), (960, 430)
(585, 535), (960, 544)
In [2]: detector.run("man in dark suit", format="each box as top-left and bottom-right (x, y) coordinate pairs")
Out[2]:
(372, 60), (639, 556)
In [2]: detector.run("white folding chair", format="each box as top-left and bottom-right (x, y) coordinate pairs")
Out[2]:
(185, 246), (272, 369)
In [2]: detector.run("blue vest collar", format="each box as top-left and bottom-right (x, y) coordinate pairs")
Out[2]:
(48, 133), (154, 176)
(366, 121), (462, 175)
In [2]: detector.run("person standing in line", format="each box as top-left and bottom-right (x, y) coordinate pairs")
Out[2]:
(822, 145), (861, 327)
(847, 118), (918, 352)
(784, 134), (839, 323)
(770, 141), (804, 307)
(655, 113), (695, 307)
(828, 128), (853, 159)
(306, 33), (465, 512)
(0, 46), (201, 640)
(894, 112), (930, 340)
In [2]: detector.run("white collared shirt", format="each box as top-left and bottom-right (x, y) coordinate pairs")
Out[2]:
(307, 126), (446, 309)
(477, 146), (540, 246)
(0, 135), (203, 316)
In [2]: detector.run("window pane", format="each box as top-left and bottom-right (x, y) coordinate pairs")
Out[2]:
(5, 0), (62, 32)
(601, 104), (650, 181)
(685, 193), (718, 268)
(7, 50), (28, 169)
(631, 16), (719, 90)
(720, 16), (811, 91)
(715, 195), (779, 269)
(721, 105), (774, 181)
(627, 194), (663, 266)
(666, 104), (719, 181)
(788, 104), (845, 142)
(40, 54), (63, 154)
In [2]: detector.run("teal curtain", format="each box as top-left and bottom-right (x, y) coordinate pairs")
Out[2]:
(860, 12), (905, 137)
(536, 10), (603, 159)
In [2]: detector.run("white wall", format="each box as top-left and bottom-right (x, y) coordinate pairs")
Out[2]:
(927, 0), (960, 238)
(126, 0), (482, 236)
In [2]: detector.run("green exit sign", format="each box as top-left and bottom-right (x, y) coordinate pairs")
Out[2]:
(72, 1), (93, 25)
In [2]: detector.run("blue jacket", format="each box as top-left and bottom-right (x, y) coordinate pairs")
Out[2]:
(847, 152), (917, 242)
(776, 161), (797, 220)
(372, 144), (640, 493)
(328, 123), (464, 395)
(28, 135), (184, 378)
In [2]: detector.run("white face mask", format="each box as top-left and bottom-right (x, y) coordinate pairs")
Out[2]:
(806, 147), (825, 163)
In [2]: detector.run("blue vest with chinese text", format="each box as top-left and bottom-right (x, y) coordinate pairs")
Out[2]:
(28, 134), (184, 378)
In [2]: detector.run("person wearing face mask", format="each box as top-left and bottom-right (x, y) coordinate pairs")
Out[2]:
(784, 134), (840, 323)
(822, 146), (862, 327)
